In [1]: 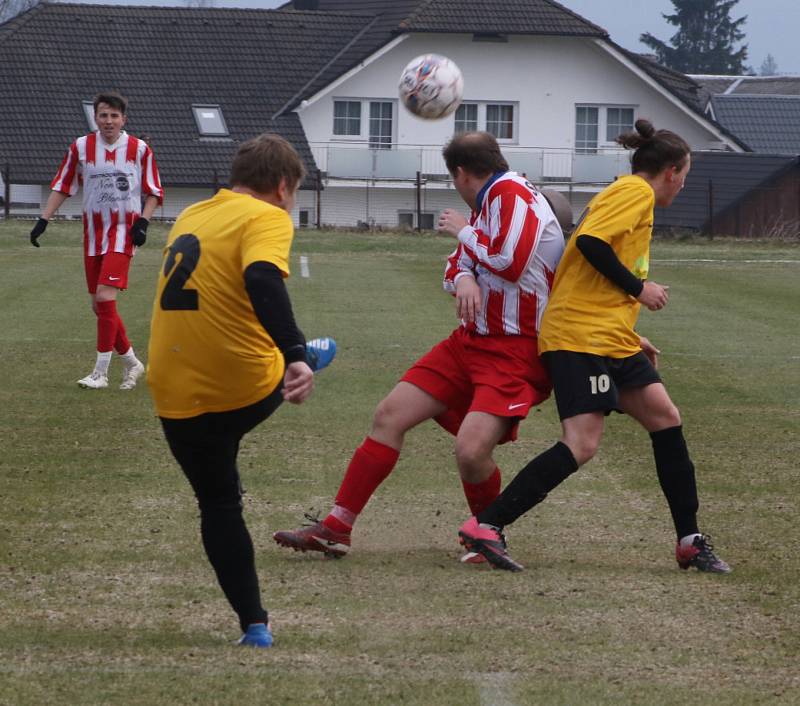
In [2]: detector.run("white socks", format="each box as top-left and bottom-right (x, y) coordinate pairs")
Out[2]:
(119, 347), (140, 368)
(94, 351), (112, 375)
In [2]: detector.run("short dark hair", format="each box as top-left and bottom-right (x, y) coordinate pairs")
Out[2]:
(230, 133), (306, 194)
(93, 91), (128, 115)
(616, 119), (690, 175)
(442, 131), (509, 178)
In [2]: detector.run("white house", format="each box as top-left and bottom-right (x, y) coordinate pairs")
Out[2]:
(0, 0), (745, 228)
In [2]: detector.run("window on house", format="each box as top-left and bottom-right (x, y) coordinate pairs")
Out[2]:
(454, 103), (478, 133)
(299, 210), (309, 227)
(575, 106), (599, 153)
(486, 104), (514, 140)
(419, 212), (435, 230)
(398, 212), (414, 229)
(82, 101), (97, 131)
(192, 105), (229, 136)
(333, 100), (361, 136)
(606, 107), (635, 142)
(369, 101), (393, 149)
(398, 211), (435, 229)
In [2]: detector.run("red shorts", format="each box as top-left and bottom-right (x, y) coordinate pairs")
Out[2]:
(84, 252), (132, 293)
(401, 327), (552, 444)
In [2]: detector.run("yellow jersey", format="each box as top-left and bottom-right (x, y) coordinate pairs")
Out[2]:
(539, 175), (654, 358)
(147, 189), (293, 418)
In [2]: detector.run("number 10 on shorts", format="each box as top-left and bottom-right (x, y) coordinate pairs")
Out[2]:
(589, 374), (610, 394)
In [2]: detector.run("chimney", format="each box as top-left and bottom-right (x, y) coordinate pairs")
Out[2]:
(294, 0), (319, 9)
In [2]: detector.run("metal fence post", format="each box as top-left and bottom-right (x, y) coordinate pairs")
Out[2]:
(316, 169), (322, 229)
(415, 171), (421, 232)
(3, 164), (10, 220)
(707, 178), (714, 240)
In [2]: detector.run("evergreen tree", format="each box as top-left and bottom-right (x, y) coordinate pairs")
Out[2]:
(759, 54), (779, 76)
(640, 0), (750, 74)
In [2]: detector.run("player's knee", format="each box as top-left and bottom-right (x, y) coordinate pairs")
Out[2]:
(371, 397), (404, 434)
(371, 399), (392, 432)
(663, 404), (682, 428)
(454, 436), (492, 477)
(651, 404), (682, 431)
(563, 435), (600, 466)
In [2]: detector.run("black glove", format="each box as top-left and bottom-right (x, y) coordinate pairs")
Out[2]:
(130, 217), (149, 247)
(30, 218), (48, 247)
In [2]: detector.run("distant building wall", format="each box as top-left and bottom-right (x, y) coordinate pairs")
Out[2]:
(713, 170), (800, 238)
(3, 179), (586, 230)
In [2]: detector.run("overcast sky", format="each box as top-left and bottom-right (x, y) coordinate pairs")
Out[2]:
(66, 0), (800, 74)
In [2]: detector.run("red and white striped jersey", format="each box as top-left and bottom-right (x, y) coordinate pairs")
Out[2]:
(50, 131), (164, 257)
(443, 172), (565, 337)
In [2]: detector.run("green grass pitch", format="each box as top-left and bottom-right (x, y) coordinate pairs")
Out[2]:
(0, 220), (798, 705)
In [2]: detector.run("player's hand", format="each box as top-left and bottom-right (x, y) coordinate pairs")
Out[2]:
(639, 336), (660, 369)
(637, 281), (669, 311)
(30, 218), (48, 247)
(455, 275), (481, 322)
(437, 209), (468, 237)
(282, 361), (314, 404)
(130, 217), (149, 247)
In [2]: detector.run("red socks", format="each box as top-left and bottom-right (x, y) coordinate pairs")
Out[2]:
(322, 437), (399, 533)
(95, 300), (118, 353)
(96, 300), (131, 354)
(321, 441), (500, 534)
(114, 312), (131, 354)
(462, 467), (501, 515)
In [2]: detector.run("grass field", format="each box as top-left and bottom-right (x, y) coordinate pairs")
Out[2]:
(0, 219), (798, 705)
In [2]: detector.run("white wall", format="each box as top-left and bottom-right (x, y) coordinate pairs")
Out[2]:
(3, 177), (586, 230)
(298, 33), (730, 153)
(2, 183), (348, 228)
(292, 180), (585, 229)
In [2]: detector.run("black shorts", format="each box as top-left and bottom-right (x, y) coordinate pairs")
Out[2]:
(541, 350), (661, 421)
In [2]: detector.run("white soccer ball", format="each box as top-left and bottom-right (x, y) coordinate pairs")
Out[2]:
(398, 54), (464, 120)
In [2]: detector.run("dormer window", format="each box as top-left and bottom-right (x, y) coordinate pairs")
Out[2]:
(192, 105), (229, 136)
(82, 100), (97, 131)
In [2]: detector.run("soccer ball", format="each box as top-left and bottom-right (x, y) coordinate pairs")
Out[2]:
(398, 54), (464, 120)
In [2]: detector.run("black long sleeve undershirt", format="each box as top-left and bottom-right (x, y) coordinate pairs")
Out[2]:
(575, 234), (644, 297)
(243, 261), (307, 365)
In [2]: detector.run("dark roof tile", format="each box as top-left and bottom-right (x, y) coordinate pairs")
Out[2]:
(710, 95), (800, 154)
(279, 0), (607, 108)
(0, 2), (369, 184)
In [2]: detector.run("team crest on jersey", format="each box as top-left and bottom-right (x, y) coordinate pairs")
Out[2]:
(632, 255), (649, 279)
(115, 175), (130, 192)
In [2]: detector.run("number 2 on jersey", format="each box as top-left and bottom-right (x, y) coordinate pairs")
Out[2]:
(160, 234), (200, 311)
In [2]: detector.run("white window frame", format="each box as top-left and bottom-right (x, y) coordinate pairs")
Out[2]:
(486, 103), (515, 141)
(192, 104), (229, 137)
(333, 100), (362, 137)
(454, 103), (478, 133)
(368, 100), (394, 149)
(332, 98), (396, 146)
(452, 102), (518, 143)
(576, 104), (636, 153)
(605, 107), (636, 143)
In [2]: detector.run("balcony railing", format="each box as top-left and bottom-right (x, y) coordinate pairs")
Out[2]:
(308, 142), (632, 183)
